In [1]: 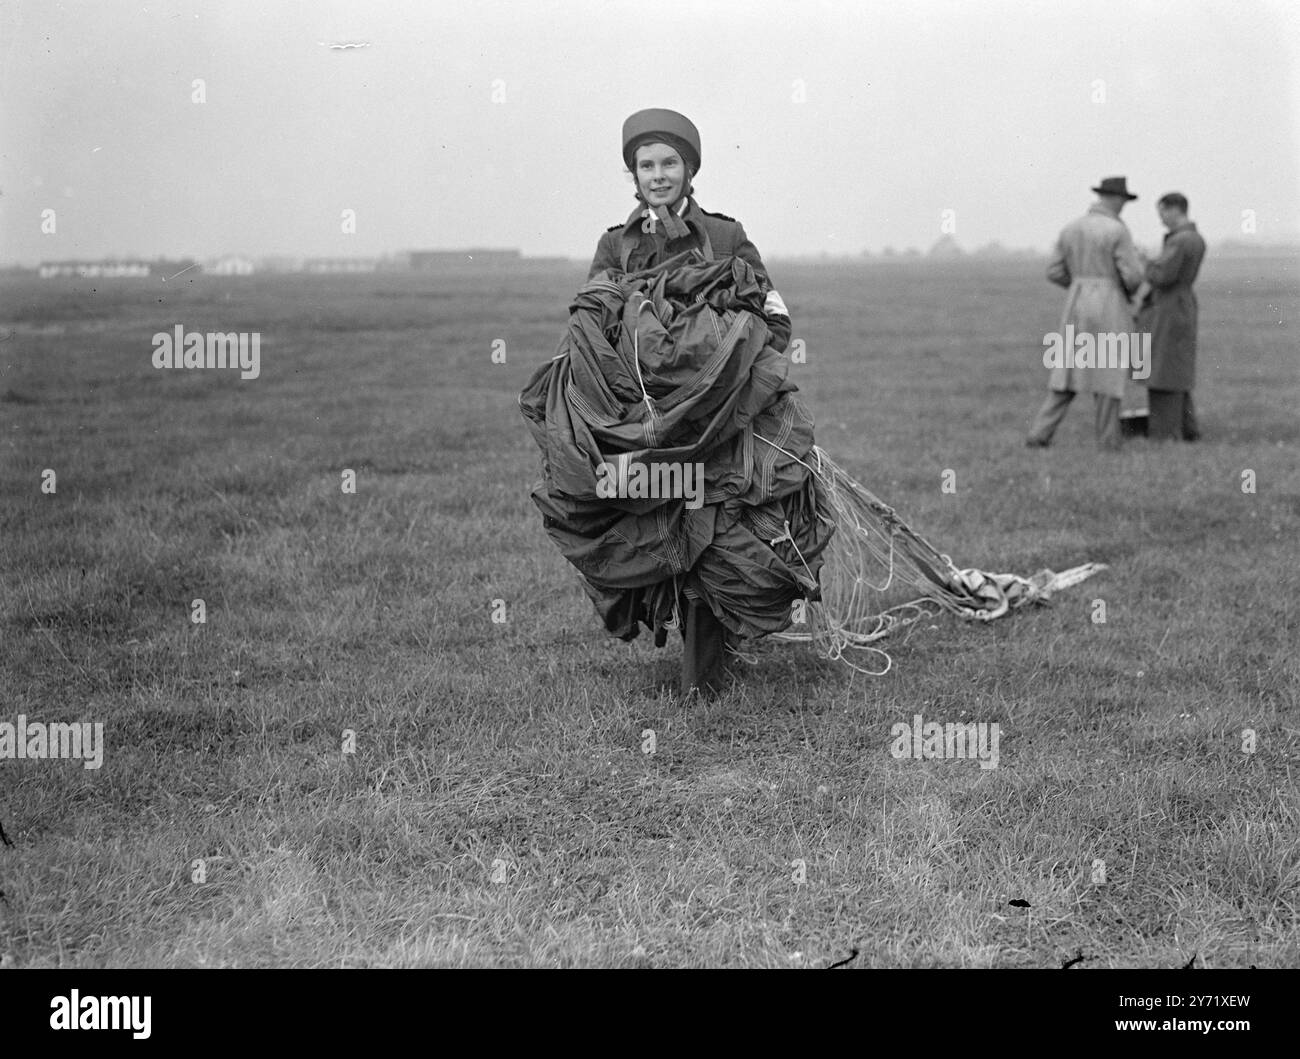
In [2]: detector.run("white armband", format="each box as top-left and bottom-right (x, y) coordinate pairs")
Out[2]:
(763, 289), (790, 317)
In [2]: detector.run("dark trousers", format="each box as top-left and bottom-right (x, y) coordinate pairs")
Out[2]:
(1027, 390), (1122, 450)
(681, 599), (728, 696)
(1148, 389), (1199, 441)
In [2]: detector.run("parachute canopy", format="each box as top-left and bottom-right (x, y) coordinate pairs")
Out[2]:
(519, 251), (832, 644)
(520, 251), (1106, 673)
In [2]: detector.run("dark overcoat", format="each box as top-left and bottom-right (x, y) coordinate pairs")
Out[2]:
(1137, 222), (1207, 391)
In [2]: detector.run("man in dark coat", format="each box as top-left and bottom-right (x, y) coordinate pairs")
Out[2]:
(1138, 192), (1207, 441)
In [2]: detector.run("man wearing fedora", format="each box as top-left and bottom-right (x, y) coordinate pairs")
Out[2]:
(1027, 176), (1145, 451)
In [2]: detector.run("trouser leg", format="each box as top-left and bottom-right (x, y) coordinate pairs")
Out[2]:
(1027, 390), (1074, 445)
(681, 599), (728, 697)
(1148, 389), (1185, 441)
(1182, 391), (1200, 440)
(1094, 394), (1122, 450)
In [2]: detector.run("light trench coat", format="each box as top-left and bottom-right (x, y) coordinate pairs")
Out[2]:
(1045, 203), (1145, 398)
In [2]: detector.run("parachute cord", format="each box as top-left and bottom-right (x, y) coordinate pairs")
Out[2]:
(727, 643), (761, 666)
(754, 432), (819, 478)
(754, 433), (894, 597)
(746, 436), (1106, 676)
(770, 519), (816, 585)
(631, 299), (656, 413)
(756, 433), (904, 674)
(663, 574), (682, 631)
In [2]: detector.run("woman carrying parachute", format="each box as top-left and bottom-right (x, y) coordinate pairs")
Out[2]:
(519, 108), (1104, 696)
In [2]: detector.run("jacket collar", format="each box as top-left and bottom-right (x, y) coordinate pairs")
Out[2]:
(1165, 220), (1197, 239)
(622, 195), (698, 240)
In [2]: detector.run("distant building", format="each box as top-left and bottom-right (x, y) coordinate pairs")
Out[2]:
(407, 249), (521, 269)
(303, 258), (379, 274)
(207, 255), (255, 276)
(256, 255), (303, 273)
(38, 260), (151, 279)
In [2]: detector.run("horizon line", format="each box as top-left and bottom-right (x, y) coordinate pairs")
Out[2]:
(6, 235), (1300, 271)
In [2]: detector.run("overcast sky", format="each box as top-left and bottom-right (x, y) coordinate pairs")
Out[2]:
(2, 0), (1297, 264)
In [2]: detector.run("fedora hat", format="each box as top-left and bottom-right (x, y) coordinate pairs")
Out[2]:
(1092, 176), (1138, 201)
(622, 108), (701, 173)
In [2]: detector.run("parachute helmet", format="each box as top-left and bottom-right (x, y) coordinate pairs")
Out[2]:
(621, 108), (702, 175)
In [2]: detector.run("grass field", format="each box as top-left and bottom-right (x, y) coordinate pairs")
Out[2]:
(1, 254), (1297, 968)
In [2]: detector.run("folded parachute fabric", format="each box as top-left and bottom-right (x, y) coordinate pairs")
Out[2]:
(519, 251), (1108, 673)
(518, 250), (834, 644)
